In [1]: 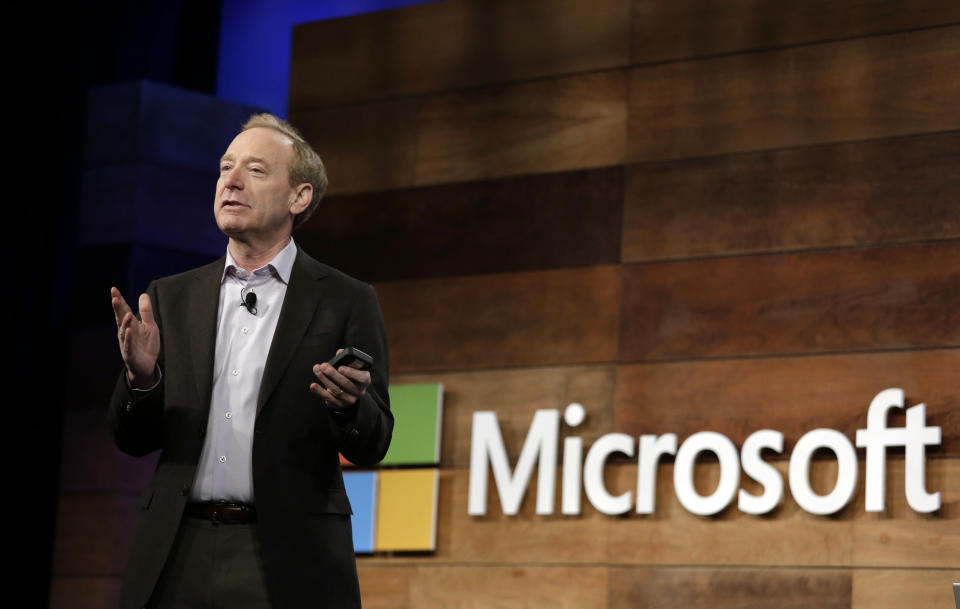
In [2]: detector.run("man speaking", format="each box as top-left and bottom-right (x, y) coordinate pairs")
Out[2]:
(108, 114), (393, 609)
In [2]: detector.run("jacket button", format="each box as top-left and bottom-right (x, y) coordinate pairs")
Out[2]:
(348, 428), (360, 440)
(125, 401), (134, 413)
(181, 484), (190, 496)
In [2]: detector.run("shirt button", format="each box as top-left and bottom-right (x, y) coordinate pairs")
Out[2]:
(241, 327), (249, 334)
(219, 456), (227, 463)
(225, 412), (232, 419)
(232, 369), (239, 376)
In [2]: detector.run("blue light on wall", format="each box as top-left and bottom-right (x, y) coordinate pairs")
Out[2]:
(217, 0), (438, 117)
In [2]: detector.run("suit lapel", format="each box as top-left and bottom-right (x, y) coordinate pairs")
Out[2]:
(256, 249), (328, 413)
(187, 257), (225, 409)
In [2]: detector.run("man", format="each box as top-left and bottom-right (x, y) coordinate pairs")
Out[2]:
(108, 113), (393, 609)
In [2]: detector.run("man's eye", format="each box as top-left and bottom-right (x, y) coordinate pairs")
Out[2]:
(220, 164), (231, 172)
(251, 167), (265, 175)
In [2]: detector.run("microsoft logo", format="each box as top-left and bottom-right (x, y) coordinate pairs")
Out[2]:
(342, 383), (443, 553)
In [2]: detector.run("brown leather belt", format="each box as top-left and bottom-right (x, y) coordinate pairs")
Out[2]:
(184, 501), (257, 524)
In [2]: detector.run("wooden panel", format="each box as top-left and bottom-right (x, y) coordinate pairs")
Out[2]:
(60, 408), (158, 492)
(357, 566), (413, 609)
(415, 70), (627, 186)
(609, 566), (850, 609)
(622, 131), (960, 262)
(395, 365), (616, 468)
(408, 565), (607, 608)
(631, 0), (960, 64)
(302, 166), (623, 282)
(850, 460), (960, 567)
(290, 0), (628, 107)
(376, 265), (620, 373)
(292, 97), (419, 195)
(357, 458), (958, 567)
(628, 26), (960, 162)
(852, 569), (960, 609)
(619, 241), (960, 362)
(49, 576), (121, 609)
(615, 350), (960, 456)
(52, 492), (138, 575)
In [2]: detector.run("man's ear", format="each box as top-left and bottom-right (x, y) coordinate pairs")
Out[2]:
(290, 183), (313, 215)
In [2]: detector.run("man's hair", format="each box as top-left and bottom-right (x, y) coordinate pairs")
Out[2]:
(241, 113), (328, 230)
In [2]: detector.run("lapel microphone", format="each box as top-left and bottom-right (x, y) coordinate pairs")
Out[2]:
(240, 287), (258, 315)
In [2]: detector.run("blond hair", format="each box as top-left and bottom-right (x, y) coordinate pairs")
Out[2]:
(242, 113), (328, 230)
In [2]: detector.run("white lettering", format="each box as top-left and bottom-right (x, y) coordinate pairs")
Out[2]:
(789, 429), (857, 515)
(468, 410), (559, 516)
(674, 431), (740, 516)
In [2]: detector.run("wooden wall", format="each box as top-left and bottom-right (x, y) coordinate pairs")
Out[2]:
(51, 1), (960, 607)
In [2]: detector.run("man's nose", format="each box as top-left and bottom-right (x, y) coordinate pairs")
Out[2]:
(223, 169), (244, 189)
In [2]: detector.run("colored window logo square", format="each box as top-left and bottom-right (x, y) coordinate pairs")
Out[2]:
(343, 471), (377, 553)
(375, 469), (439, 552)
(382, 383), (444, 465)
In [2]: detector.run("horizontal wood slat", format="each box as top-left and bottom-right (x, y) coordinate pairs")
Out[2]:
(615, 350), (960, 456)
(376, 266), (621, 373)
(631, 0), (960, 65)
(394, 365), (616, 468)
(303, 166), (623, 282)
(627, 26), (960, 162)
(851, 569), (960, 609)
(622, 131), (960, 262)
(619, 241), (960, 362)
(292, 98), (420, 195)
(355, 458), (958, 568)
(290, 0), (629, 107)
(415, 70), (626, 186)
(609, 566), (850, 609)
(294, 70), (627, 194)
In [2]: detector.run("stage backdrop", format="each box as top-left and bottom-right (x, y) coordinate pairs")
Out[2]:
(51, 1), (959, 607)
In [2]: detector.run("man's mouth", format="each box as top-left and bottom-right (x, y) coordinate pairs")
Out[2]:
(221, 200), (247, 208)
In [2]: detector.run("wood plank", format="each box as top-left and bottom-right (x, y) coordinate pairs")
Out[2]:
(376, 265), (620, 374)
(357, 566), (413, 609)
(291, 97), (420, 195)
(414, 70), (627, 186)
(628, 26), (960, 162)
(609, 566), (850, 609)
(357, 458), (958, 568)
(290, 0), (629, 107)
(395, 365), (616, 468)
(631, 0), (960, 65)
(850, 460), (960, 568)
(301, 166), (623, 282)
(615, 350), (960, 456)
(851, 569), (960, 609)
(618, 241), (960, 362)
(49, 576), (121, 609)
(622, 131), (960, 262)
(52, 492), (139, 575)
(408, 565), (607, 609)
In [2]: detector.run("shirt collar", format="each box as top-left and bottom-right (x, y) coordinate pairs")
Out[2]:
(222, 238), (298, 284)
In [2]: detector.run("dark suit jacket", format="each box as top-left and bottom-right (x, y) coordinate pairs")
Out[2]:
(108, 248), (393, 609)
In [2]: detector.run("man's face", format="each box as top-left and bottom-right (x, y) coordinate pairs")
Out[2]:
(214, 127), (307, 243)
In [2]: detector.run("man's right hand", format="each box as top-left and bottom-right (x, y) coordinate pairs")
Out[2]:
(111, 287), (160, 389)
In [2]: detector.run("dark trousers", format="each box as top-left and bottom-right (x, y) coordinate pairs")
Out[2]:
(147, 518), (272, 609)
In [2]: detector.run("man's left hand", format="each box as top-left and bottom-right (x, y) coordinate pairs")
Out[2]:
(310, 350), (371, 409)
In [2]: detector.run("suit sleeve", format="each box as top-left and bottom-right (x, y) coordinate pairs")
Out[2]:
(107, 281), (165, 457)
(328, 283), (394, 466)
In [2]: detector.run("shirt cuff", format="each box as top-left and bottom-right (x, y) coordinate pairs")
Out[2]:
(124, 364), (163, 396)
